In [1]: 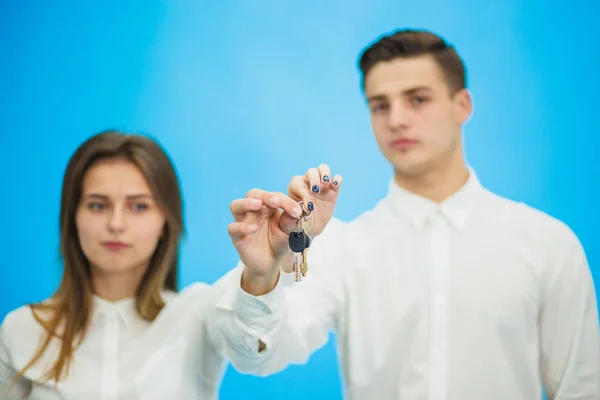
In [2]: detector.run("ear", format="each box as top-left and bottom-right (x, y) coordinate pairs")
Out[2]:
(453, 88), (473, 124)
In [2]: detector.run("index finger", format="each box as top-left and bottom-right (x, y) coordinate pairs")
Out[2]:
(274, 192), (304, 219)
(246, 188), (303, 218)
(230, 198), (263, 216)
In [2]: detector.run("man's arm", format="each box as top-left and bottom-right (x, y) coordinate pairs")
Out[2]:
(539, 233), (600, 399)
(208, 218), (347, 376)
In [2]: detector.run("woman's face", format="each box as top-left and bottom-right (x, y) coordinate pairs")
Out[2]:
(75, 157), (166, 278)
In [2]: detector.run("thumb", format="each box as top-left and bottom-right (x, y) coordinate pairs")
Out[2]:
(278, 213), (298, 235)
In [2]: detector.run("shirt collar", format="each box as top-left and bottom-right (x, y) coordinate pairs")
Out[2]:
(386, 167), (483, 230)
(92, 295), (138, 327)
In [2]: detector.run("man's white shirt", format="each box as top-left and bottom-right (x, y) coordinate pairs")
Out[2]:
(214, 169), (600, 400)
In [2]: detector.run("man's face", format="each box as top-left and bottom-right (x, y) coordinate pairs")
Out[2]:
(364, 54), (472, 176)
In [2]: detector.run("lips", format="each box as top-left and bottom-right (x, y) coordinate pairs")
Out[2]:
(102, 241), (130, 250)
(389, 138), (419, 149)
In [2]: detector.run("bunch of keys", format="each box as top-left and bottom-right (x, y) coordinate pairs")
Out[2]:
(288, 201), (312, 282)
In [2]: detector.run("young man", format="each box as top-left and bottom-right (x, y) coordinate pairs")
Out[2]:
(214, 29), (600, 399)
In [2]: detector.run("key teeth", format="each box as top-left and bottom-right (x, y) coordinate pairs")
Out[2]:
(292, 261), (300, 282)
(301, 263), (308, 277)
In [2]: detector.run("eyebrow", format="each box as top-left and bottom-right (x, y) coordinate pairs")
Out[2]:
(83, 193), (153, 200)
(367, 86), (433, 103)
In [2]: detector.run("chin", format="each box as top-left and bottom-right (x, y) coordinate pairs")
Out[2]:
(389, 154), (431, 176)
(394, 166), (424, 178)
(91, 261), (146, 276)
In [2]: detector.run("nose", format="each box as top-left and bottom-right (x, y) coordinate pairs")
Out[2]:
(388, 101), (410, 131)
(107, 207), (126, 233)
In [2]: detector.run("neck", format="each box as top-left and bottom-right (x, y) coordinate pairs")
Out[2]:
(394, 155), (469, 203)
(91, 266), (146, 302)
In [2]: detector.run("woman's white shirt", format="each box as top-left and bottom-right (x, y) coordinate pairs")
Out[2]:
(0, 282), (229, 400)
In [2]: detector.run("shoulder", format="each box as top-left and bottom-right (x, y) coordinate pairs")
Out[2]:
(317, 216), (350, 238)
(484, 190), (583, 257)
(307, 204), (389, 259)
(159, 283), (213, 316)
(307, 217), (352, 258)
(348, 196), (396, 230)
(174, 282), (212, 302)
(1, 303), (46, 339)
(1, 302), (53, 365)
(494, 192), (576, 238)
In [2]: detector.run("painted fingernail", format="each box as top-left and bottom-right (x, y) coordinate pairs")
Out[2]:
(323, 175), (330, 182)
(333, 180), (338, 186)
(293, 207), (302, 217)
(307, 202), (314, 211)
(312, 185), (319, 193)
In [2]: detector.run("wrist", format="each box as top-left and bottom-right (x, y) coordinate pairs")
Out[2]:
(241, 267), (280, 296)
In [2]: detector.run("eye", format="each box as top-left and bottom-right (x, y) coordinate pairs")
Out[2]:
(371, 103), (388, 113)
(130, 203), (149, 212)
(88, 202), (106, 211)
(411, 96), (429, 106)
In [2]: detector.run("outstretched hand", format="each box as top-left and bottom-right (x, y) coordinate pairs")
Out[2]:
(228, 164), (343, 285)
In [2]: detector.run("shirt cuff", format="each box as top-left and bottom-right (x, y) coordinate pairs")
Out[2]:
(216, 262), (295, 319)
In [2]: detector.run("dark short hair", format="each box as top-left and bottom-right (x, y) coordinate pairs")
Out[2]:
(358, 29), (467, 94)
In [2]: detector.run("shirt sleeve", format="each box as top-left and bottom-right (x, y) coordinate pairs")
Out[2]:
(539, 233), (600, 399)
(207, 218), (348, 376)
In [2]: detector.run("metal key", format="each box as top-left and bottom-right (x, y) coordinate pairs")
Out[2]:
(288, 201), (312, 282)
(299, 217), (311, 278)
(289, 228), (309, 281)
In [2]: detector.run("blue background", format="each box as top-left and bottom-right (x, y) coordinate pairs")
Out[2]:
(1, 1), (598, 399)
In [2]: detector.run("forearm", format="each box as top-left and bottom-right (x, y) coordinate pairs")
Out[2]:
(209, 264), (340, 376)
(212, 218), (348, 376)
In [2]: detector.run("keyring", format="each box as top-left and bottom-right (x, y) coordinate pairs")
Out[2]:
(296, 200), (312, 220)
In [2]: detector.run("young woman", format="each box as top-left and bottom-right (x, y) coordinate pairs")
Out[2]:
(0, 130), (341, 399)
